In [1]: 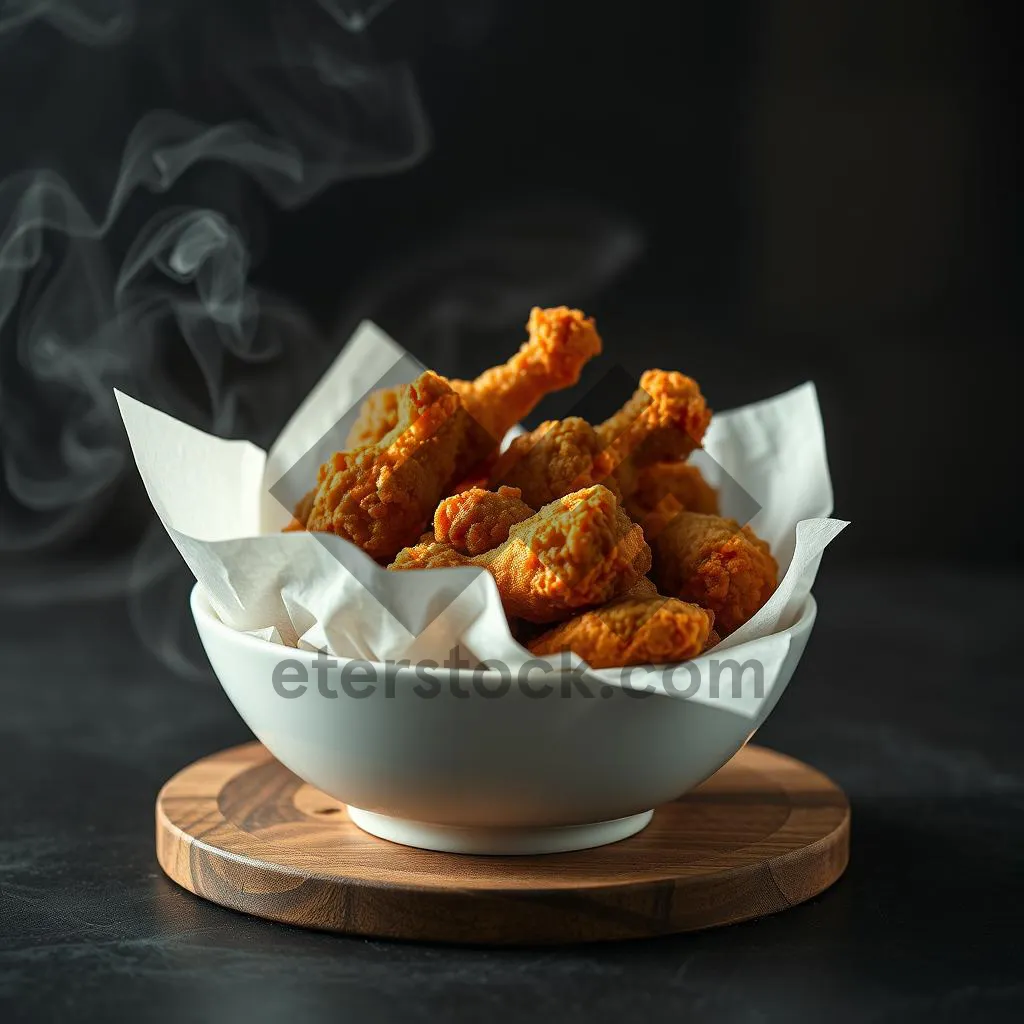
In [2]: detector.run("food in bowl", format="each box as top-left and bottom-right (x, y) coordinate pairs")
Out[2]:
(283, 306), (778, 668)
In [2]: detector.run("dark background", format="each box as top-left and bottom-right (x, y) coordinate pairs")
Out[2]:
(1, 2), (1022, 1021)
(2, 0), (1020, 582)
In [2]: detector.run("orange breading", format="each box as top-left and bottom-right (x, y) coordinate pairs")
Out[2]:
(452, 306), (602, 445)
(344, 385), (401, 449)
(345, 306), (602, 459)
(528, 596), (714, 668)
(597, 369), (711, 466)
(645, 510), (777, 635)
(487, 417), (618, 509)
(625, 460), (720, 521)
(389, 485), (651, 623)
(303, 371), (469, 561)
(433, 486), (535, 556)
(490, 369), (710, 508)
(625, 576), (659, 599)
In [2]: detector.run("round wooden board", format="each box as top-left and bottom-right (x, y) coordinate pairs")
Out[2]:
(156, 742), (849, 945)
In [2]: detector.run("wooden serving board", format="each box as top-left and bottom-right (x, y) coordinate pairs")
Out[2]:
(156, 742), (849, 944)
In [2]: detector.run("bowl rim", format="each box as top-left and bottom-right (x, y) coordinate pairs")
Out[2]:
(190, 580), (816, 683)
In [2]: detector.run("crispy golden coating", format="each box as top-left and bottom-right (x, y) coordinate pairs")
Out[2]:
(528, 596), (714, 668)
(624, 461), (719, 522)
(454, 306), (602, 443)
(645, 510), (777, 635)
(345, 306), (602, 459)
(488, 417), (618, 509)
(389, 485), (651, 623)
(433, 486), (535, 556)
(303, 371), (470, 561)
(344, 386), (401, 449)
(625, 575), (659, 599)
(598, 369), (711, 465)
(283, 301), (768, 668)
(284, 484), (319, 531)
(489, 369), (710, 508)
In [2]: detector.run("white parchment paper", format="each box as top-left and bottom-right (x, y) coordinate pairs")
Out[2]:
(115, 321), (848, 717)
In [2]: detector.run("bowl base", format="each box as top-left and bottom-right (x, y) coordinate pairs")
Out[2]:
(346, 806), (655, 855)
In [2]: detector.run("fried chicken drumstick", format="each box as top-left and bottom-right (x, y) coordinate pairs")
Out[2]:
(528, 596), (715, 668)
(598, 369), (711, 465)
(346, 306), (602, 465)
(288, 309), (602, 557)
(301, 371), (469, 561)
(389, 485), (651, 623)
(644, 509), (777, 635)
(489, 369), (711, 508)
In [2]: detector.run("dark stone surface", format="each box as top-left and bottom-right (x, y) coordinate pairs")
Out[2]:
(1, 565), (1022, 1023)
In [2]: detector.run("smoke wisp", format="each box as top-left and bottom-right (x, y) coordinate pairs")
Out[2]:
(0, 0), (132, 44)
(0, 1), (429, 670)
(0, 0), (645, 680)
(0, 1), (427, 549)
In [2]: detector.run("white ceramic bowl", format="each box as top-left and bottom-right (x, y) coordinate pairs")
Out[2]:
(191, 584), (817, 855)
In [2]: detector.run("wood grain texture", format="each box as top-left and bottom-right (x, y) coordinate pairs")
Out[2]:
(156, 742), (849, 944)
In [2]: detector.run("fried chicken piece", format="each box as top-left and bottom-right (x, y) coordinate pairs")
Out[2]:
(644, 510), (778, 635)
(345, 307), (602, 463)
(283, 485), (318, 531)
(528, 596), (714, 668)
(345, 386), (401, 449)
(625, 575), (659, 599)
(487, 417), (618, 509)
(624, 460), (720, 522)
(433, 486), (535, 556)
(598, 369), (711, 464)
(602, 371), (712, 500)
(704, 629), (722, 651)
(389, 485), (651, 623)
(489, 370), (710, 508)
(455, 306), (602, 444)
(302, 371), (471, 561)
